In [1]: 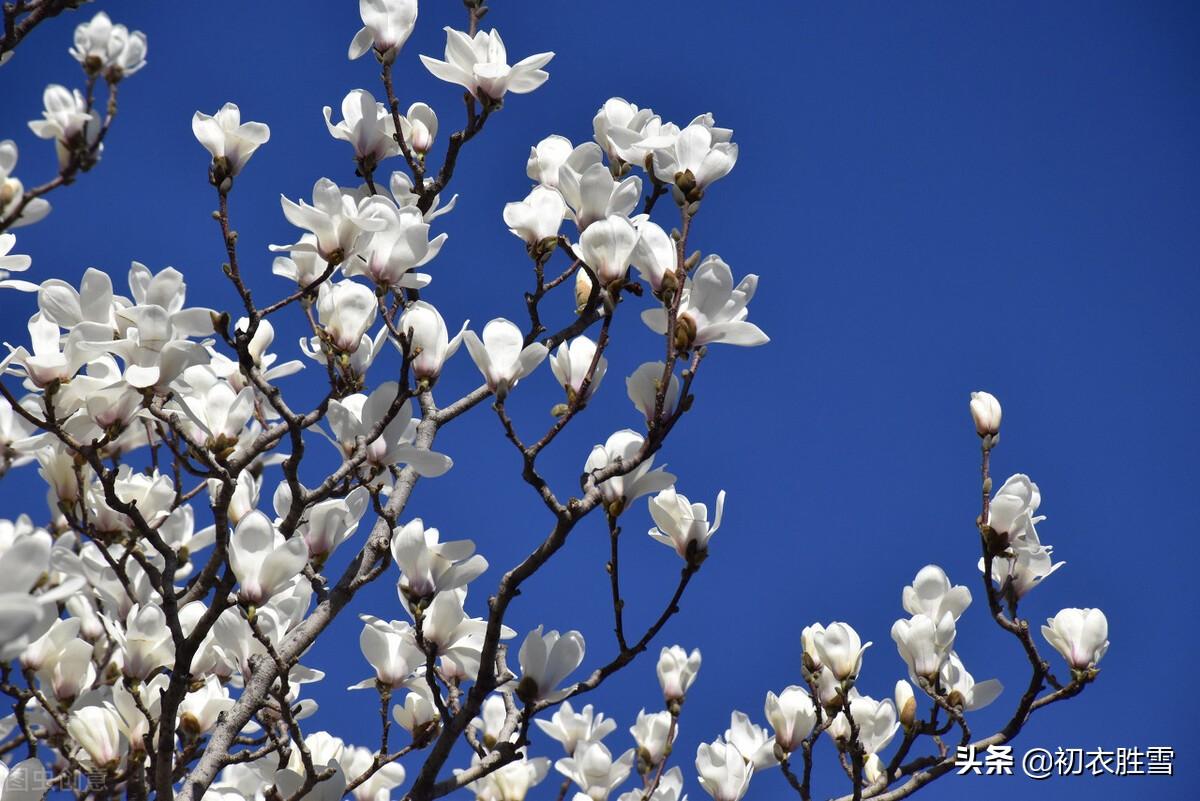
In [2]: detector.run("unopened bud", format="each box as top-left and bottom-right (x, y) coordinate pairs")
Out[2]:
(895, 680), (916, 728)
(969, 391), (1002, 437)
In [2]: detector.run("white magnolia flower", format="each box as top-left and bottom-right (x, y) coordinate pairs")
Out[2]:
(298, 486), (370, 561)
(593, 98), (659, 165)
(983, 529), (1065, 598)
(463, 318), (548, 399)
(345, 744), (407, 801)
(317, 280), (377, 352)
(271, 178), (390, 263)
(630, 219), (676, 295)
(902, 565), (972, 623)
(585, 430), (676, 513)
(398, 102), (438, 154)
(192, 103), (270, 177)
(526, 135), (576, 187)
(326, 382), (453, 477)
(228, 511), (309, 606)
(352, 614), (422, 689)
(810, 621), (871, 682)
(390, 518), (488, 603)
(725, 711), (777, 770)
(536, 701), (618, 756)
(41, 637), (94, 702)
(179, 675), (235, 735)
(579, 215), (639, 286)
(70, 11), (147, 80)
(695, 739), (752, 801)
(657, 645), (701, 703)
(559, 162), (641, 232)
(346, 203), (446, 288)
(987, 474), (1040, 543)
(647, 487), (725, 560)
(891, 613), (956, 680)
(398, 300), (467, 382)
(1, 141), (52, 228)
(66, 703), (125, 769)
(462, 751), (550, 801)
(939, 652), (1003, 711)
(348, 0), (418, 62)
(323, 89), (399, 165)
(616, 768), (684, 801)
(630, 709), (674, 768)
(118, 602), (176, 680)
(393, 684), (440, 733)
(626, 362), (681, 425)
(517, 626), (585, 703)
(0, 233), (34, 291)
(29, 85), (102, 168)
(969, 390), (1002, 436)
(503, 185), (566, 245)
(472, 694), (509, 748)
(644, 121), (738, 193)
(1042, 608), (1109, 670)
(555, 740), (635, 801)
(420, 27), (554, 102)
(550, 336), (607, 402)
(827, 690), (899, 757)
(642, 256), (768, 349)
(764, 686), (816, 753)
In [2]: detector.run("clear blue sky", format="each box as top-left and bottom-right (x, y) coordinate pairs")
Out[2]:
(2, 1), (1198, 799)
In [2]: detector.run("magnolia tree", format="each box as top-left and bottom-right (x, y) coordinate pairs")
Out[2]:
(0, 2), (1109, 801)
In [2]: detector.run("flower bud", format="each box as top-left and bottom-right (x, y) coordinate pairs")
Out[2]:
(969, 391), (1001, 437)
(895, 679), (916, 729)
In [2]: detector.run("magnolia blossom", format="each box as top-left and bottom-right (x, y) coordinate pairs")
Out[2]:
(657, 645), (701, 703)
(326, 382), (453, 478)
(317, 280), (377, 352)
(647, 487), (725, 560)
(536, 701), (617, 755)
(555, 740), (635, 801)
(644, 121), (738, 193)
(1042, 608), (1109, 670)
(939, 652), (1003, 711)
(398, 300), (467, 382)
(29, 85), (102, 168)
(695, 739), (752, 801)
(271, 178), (389, 263)
(228, 511), (309, 605)
(891, 613), (956, 680)
(66, 703), (124, 769)
(503, 185), (566, 245)
(192, 103), (270, 178)
(390, 518), (488, 603)
(902, 565), (972, 623)
(517, 626), (585, 703)
(559, 162), (641, 231)
(987, 474), (1041, 543)
(970, 390), (1002, 436)
(118, 603), (176, 680)
(398, 102), (438, 154)
(579, 215), (639, 285)
(393, 684), (440, 734)
(347, 204), (446, 288)
(463, 318), (548, 399)
(1, 141), (52, 227)
(630, 709), (674, 767)
(616, 768), (684, 801)
(69, 11), (147, 80)
(984, 530), (1065, 598)
(585, 430), (676, 513)
(642, 256), (768, 350)
(462, 751), (550, 801)
(630, 219), (676, 295)
(348, 0), (418, 61)
(764, 686), (817, 753)
(526, 135), (576, 186)
(593, 98), (659, 165)
(323, 89), (399, 165)
(345, 745), (407, 801)
(179, 675), (235, 735)
(296, 486), (370, 561)
(550, 336), (607, 402)
(810, 621), (871, 682)
(725, 712), (777, 770)
(827, 691), (899, 757)
(420, 27), (554, 102)
(352, 615), (422, 688)
(626, 362), (681, 424)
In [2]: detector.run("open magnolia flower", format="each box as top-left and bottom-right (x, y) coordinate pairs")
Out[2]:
(642, 256), (768, 350)
(647, 486), (725, 560)
(192, 102), (269, 178)
(463, 318), (548, 399)
(228, 511), (309, 606)
(349, 0), (419, 62)
(517, 626), (585, 703)
(420, 27), (554, 102)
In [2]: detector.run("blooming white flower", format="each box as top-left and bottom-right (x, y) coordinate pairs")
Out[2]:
(647, 487), (725, 560)
(585, 430), (676, 514)
(271, 178), (390, 263)
(192, 103), (270, 178)
(40, 637), (94, 702)
(827, 690), (899, 757)
(398, 300), (467, 382)
(629, 709), (673, 767)
(462, 750), (550, 801)
(0, 233), (34, 291)
(550, 336), (607, 402)
(969, 390), (1002, 436)
(1, 141), (52, 228)
(592, 98), (659, 165)
(390, 518), (488, 603)
(630, 219), (676, 296)
(579, 215), (639, 286)
(323, 89), (399, 165)
(351, 614), (422, 688)
(810, 621), (871, 682)
(626, 362), (680, 425)
(228, 511), (309, 605)
(297, 486), (370, 562)
(901, 565), (972, 623)
(348, 0), (418, 62)
(118, 602), (176, 680)
(695, 739), (752, 801)
(987, 474), (1040, 543)
(66, 703), (125, 769)
(317, 280), (378, 352)
(420, 27), (554, 102)
(398, 102), (438, 154)
(326, 382), (453, 478)
(463, 318), (548, 399)
(983, 529), (1065, 598)
(344, 744), (407, 801)
(537, 701), (618, 756)
(503, 185), (566, 245)
(764, 686), (816, 753)
(29, 85), (102, 168)
(346, 203), (446, 289)
(939, 652), (1003, 711)
(517, 626), (585, 703)
(725, 711), (777, 770)
(179, 675), (235, 735)
(559, 162), (641, 232)
(891, 613), (956, 680)
(643, 121), (738, 194)
(555, 740), (635, 801)
(526, 135), (575, 186)
(657, 645), (701, 704)
(1042, 608), (1109, 670)
(70, 12), (147, 80)
(393, 684), (440, 734)
(616, 768), (684, 801)
(642, 256), (768, 349)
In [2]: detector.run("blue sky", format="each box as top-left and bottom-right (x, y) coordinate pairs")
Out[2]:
(2, 1), (1198, 799)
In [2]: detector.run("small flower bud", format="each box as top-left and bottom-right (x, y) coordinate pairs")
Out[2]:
(969, 391), (1001, 437)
